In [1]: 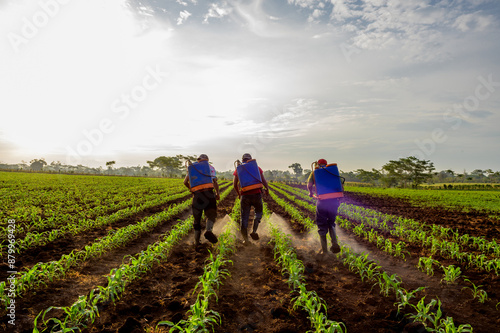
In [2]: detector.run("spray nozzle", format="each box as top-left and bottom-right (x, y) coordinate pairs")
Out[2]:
(234, 160), (241, 169)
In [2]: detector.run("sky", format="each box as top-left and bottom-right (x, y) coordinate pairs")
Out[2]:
(1, 0), (499, 173)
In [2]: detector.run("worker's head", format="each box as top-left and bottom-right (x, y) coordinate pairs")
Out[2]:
(242, 153), (252, 162)
(197, 154), (209, 161)
(317, 158), (327, 166)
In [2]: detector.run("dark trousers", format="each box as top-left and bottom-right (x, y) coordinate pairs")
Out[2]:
(315, 198), (340, 236)
(240, 193), (263, 229)
(192, 190), (217, 231)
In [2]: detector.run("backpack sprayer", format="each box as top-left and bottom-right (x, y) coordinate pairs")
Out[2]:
(185, 159), (214, 192)
(235, 159), (263, 193)
(311, 161), (345, 200)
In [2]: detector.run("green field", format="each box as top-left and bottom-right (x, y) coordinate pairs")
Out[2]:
(346, 186), (500, 216)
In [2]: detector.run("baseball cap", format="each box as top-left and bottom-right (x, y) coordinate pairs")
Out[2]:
(197, 154), (209, 161)
(242, 153), (252, 161)
(318, 159), (327, 165)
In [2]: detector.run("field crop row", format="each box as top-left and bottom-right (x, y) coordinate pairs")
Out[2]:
(345, 186), (500, 215)
(269, 184), (477, 332)
(30, 184), (235, 332)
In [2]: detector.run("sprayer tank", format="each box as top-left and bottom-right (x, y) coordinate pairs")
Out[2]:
(313, 163), (343, 199)
(236, 159), (263, 193)
(188, 160), (214, 192)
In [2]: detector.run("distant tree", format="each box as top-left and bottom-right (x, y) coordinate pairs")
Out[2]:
(288, 163), (303, 178)
(30, 158), (47, 171)
(381, 156), (435, 188)
(106, 161), (116, 169)
(491, 171), (500, 183)
(471, 169), (485, 181)
(302, 169), (312, 182)
(146, 155), (196, 178)
(355, 168), (382, 184)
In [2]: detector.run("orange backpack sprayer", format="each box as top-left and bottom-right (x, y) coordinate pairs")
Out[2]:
(311, 161), (345, 199)
(235, 159), (263, 193)
(186, 159), (214, 192)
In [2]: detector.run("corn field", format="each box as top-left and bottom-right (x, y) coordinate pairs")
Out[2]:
(1, 171), (499, 332)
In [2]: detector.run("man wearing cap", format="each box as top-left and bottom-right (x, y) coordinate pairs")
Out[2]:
(307, 158), (341, 254)
(184, 154), (220, 247)
(233, 153), (269, 244)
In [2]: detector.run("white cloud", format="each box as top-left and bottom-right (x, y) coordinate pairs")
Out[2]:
(453, 12), (494, 32)
(177, 10), (192, 25)
(287, 0), (322, 9)
(203, 1), (232, 23)
(308, 8), (325, 22)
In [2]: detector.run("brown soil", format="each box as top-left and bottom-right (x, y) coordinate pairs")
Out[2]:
(3, 188), (500, 333)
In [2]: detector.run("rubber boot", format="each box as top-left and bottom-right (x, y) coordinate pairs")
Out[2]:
(241, 227), (249, 245)
(329, 227), (341, 253)
(204, 220), (218, 244)
(194, 230), (201, 247)
(320, 235), (328, 254)
(250, 220), (259, 240)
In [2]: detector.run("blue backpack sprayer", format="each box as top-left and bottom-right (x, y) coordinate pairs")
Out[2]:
(311, 161), (345, 199)
(234, 159), (263, 193)
(186, 159), (214, 192)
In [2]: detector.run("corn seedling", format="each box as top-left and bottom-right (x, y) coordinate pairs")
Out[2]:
(417, 256), (439, 276)
(441, 265), (462, 284)
(376, 272), (402, 297)
(394, 286), (426, 316)
(462, 279), (488, 303)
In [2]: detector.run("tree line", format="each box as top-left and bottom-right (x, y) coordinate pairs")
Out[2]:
(1, 156), (499, 188)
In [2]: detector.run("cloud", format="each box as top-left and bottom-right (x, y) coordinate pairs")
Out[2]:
(453, 12), (494, 32)
(177, 10), (192, 25)
(287, 0), (322, 9)
(203, 1), (232, 23)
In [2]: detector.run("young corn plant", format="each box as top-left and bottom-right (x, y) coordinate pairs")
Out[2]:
(441, 265), (462, 284)
(393, 241), (409, 260)
(292, 285), (347, 333)
(437, 316), (474, 333)
(462, 279), (489, 304)
(394, 286), (426, 317)
(417, 256), (439, 276)
(376, 272), (402, 297)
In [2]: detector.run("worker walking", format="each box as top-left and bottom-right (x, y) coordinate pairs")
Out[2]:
(184, 154), (220, 248)
(233, 153), (269, 245)
(307, 158), (344, 254)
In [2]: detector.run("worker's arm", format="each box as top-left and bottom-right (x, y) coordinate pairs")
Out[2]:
(183, 174), (190, 190)
(307, 180), (314, 197)
(233, 176), (240, 197)
(307, 171), (315, 197)
(213, 177), (220, 201)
